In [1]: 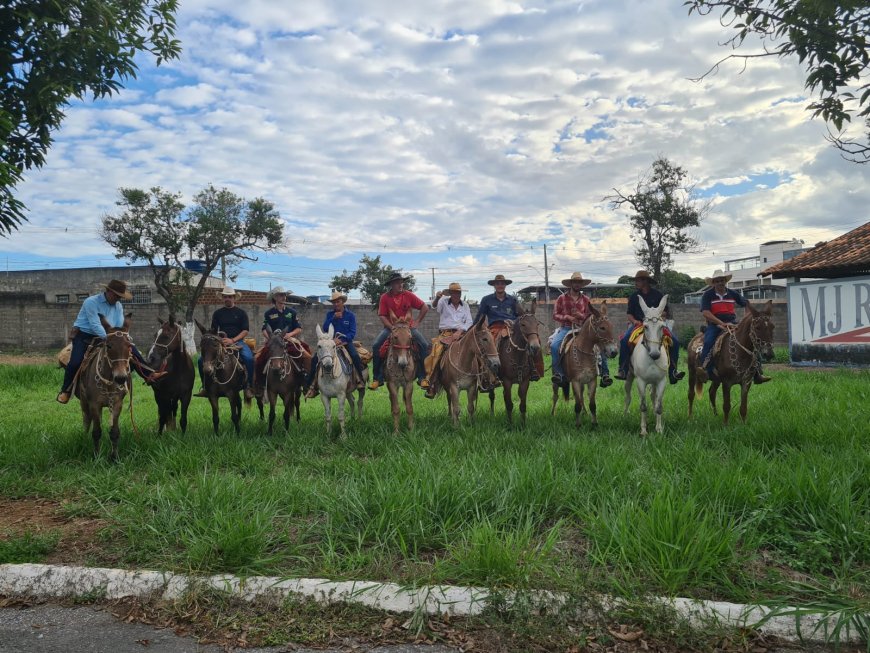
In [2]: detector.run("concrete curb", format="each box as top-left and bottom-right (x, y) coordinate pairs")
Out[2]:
(0, 564), (862, 644)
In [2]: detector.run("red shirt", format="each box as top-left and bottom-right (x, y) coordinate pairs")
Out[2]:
(378, 290), (424, 321)
(553, 292), (591, 327)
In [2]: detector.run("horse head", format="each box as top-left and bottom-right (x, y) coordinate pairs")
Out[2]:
(588, 301), (617, 359)
(267, 328), (286, 357)
(473, 320), (501, 374)
(748, 301), (776, 362)
(315, 323), (337, 373)
(195, 319), (222, 376)
(515, 302), (541, 355)
(148, 315), (181, 370)
(639, 295), (667, 361)
(390, 310), (414, 369)
(100, 313), (133, 385)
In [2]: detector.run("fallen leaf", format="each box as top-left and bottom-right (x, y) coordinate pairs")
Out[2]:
(608, 627), (644, 642)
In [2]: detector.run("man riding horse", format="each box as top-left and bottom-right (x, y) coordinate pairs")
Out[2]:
(551, 272), (613, 388)
(56, 279), (164, 404)
(699, 270), (771, 384)
(195, 286), (256, 399)
(253, 286), (312, 397)
(474, 274), (543, 388)
(614, 270), (684, 385)
(423, 282), (473, 399)
(305, 290), (367, 398)
(369, 271), (429, 391)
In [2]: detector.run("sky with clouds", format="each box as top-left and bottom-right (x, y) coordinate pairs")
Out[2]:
(3, 0), (868, 301)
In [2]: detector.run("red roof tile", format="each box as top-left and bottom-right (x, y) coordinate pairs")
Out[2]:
(762, 221), (870, 278)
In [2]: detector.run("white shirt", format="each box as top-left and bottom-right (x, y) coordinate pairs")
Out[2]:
(436, 296), (473, 331)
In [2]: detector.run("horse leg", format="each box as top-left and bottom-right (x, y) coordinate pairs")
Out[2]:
(209, 395), (220, 435)
(709, 380), (719, 416)
(82, 399), (92, 433)
(739, 382), (750, 423)
(623, 370), (634, 416)
(655, 378), (666, 434)
(502, 381), (514, 424)
(687, 365), (696, 417)
(283, 392), (292, 432)
(572, 380), (583, 427)
(90, 405), (102, 460)
(518, 378), (529, 427)
(550, 381), (559, 416)
(337, 392), (347, 439)
(179, 391), (191, 434)
(638, 379), (648, 437)
(268, 389), (277, 436)
(588, 381), (598, 427)
(388, 383), (400, 434)
(166, 398), (177, 432)
(722, 382), (732, 425)
(109, 399), (122, 463)
(404, 384), (414, 431)
(231, 392), (241, 435)
(448, 384), (460, 427)
(356, 385), (364, 419)
(321, 395), (332, 435)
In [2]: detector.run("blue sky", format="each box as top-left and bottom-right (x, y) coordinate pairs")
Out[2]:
(3, 0), (868, 301)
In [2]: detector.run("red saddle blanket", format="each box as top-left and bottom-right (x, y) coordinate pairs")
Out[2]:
(379, 339), (421, 359)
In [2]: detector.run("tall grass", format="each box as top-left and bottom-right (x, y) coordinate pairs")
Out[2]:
(0, 361), (867, 608)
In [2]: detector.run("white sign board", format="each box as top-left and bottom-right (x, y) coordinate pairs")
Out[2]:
(788, 275), (870, 346)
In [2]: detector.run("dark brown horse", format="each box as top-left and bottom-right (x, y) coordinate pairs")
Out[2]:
(195, 319), (246, 435)
(146, 317), (194, 435)
(687, 301), (775, 424)
(257, 328), (303, 435)
(551, 302), (617, 428)
(487, 301), (542, 425)
(76, 315), (133, 462)
(384, 311), (417, 433)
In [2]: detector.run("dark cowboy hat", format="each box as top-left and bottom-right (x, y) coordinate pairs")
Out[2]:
(103, 279), (133, 300)
(632, 270), (657, 285)
(487, 274), (513, 286)
(383, 271), (409, 287)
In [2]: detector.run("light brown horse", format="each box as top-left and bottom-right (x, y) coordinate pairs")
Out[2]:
(551, 302), (617, 427)
(487, 301), (542, 425)
(384, 311), (417, 433)
(437, 319), (500, 427)
(195, 319), (246, 435)
(77, 315), (133, 462)
(258, 328), (303, 435)
(146, 317), (194, 435)
(687, 301), (775, 424)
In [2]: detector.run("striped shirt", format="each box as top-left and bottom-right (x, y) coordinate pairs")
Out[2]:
(700, 288), (747, 323)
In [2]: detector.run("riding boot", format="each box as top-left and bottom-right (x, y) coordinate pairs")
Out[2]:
(669, 367), (685, 384)
(753, 372), (772, 384)
(305, 376), (320, 399)
(194, 388), (209, 398)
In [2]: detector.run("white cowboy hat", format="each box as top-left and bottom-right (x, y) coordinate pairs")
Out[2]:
(268, 286), (290, 300)
(561, 272), (592, 287)
(704, 269), (733, 285)
(220, 286), (239, 297)
(328, 290), (348, 302)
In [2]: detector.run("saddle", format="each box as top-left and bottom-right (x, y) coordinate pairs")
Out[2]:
(627, 325), (673, 352)
(488, 322), (512, 346)
(353, 341), (373, 365)
(559, 329), (580, 357)
(695, 330), (728, 367)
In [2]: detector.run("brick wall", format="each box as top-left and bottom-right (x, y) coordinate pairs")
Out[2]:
(0, 294), (790, 351)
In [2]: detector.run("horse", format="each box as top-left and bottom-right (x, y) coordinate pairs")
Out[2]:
(437, 319), (500, 428)
(313, 323), (366, 438)
(623, 296), (669, 436)
(257, 328), (303, 435)
(76, 314), (133, 462)
(195, 319), (246, 435)
(687, 301), (775, 424)
(146, 316), (194, 435)
(384, 310), (417, 433)
(551, 302), (617, 428)
(487, 301), (542, 425)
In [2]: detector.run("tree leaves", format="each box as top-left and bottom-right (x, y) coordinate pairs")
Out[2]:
(330, 255), (417, 308)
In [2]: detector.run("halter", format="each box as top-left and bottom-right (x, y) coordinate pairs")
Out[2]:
(727, 314), (773, 381)
(445, 323), (495, 381)
(640, 316), (666, 349)
(316, 339), (343, 380)
(386, 322), (415, 380)
(570, 314), (613, 358)
(93, 331), (133, 389)
(200, 332), (243, 385)
(150, 323), (181, 353)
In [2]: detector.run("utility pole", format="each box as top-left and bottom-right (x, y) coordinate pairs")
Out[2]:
(543, 244), (551, 331)
(431, 267), (436, 300)
(220, 256), (226, 284)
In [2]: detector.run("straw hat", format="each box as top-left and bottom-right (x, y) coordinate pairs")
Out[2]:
(446, 282), (462, 293)
(328, 290), (348, 303)
(384, 271), (409, 286)
(103, 279), (132, 300)
(632, 270), (656, 285)
(561, 272), (592, 287)
(268, 286), (290, 301)
(704, 269), (733, 285)
(487, 274), (513, 286)
(220, 286), (239, 297)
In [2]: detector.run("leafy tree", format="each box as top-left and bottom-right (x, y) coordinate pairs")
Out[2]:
(686, 0), (870, 162)
(1, 0), (181, 235)
(101, 184), (284, 322)
(606, 158), (709, 282)
(617, 270), (706, 303)
(330, 255), (417, 308)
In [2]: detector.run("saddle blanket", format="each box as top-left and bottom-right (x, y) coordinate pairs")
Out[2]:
(628, 325), (673, 350)
(379, 339), (421, 359)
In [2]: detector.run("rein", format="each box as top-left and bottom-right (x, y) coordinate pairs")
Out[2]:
(445, 325), (492, 382)
(200, 333), (243, 386)
(90, 331), (140, 439)
(726, 315), (772, 381)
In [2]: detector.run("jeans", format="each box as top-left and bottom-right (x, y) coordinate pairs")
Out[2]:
(198, 340), (254, 387)
(306, 340), (365, 387)
(619, 325), (681, 376)
(551, 325), (610, 379)
(371, 327), (430, 382)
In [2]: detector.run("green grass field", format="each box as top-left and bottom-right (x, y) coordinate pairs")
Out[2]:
(1, 357), (868, 613)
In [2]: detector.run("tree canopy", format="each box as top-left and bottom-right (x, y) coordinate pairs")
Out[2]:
(606, 158), (709, 282)
(101, 184), (284, 322)
(618, 270), (707, 303)
(1, 0), (181, 235)
(686, 0), (870, 162)
(330, 255), (417, 308)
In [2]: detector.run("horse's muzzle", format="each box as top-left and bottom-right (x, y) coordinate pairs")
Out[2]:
(487, 356), (500, 374)
(648, 350), (661, 361)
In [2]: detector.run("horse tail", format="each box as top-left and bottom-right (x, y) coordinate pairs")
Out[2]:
(244, 394), (252, 408)
(693, 379), (704, 399)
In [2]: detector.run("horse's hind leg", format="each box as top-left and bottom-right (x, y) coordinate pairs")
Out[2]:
(404, 385), (414, 431)
(283, 393), (292, 432)
(623, 373), (633, 416)
(588, 382), (598, 427)
(572, 380), (584, 427)
(709, 380), (720, 416)
(654, 380), (666, 434)
(231, 393), (242, 435)
(179, 392), (191, 434)
(721, 382), (732, 425)
(108, 400), (123, 463)
(502, 383), (514, 424)
(550, 382), (559, 416)
(90, 406), (102, 460)
(739, 383), (750, 423)
(321, 395), (332, 435)
(267, 393), (277, 436)
(518, 379), (529, 427)
(638, 380), (648, 437)
(167, 398), (178, 431)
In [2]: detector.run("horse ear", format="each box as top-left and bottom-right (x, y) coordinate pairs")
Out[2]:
(530, 298), (537, 315)
(169, 315), (176, 326)
(157, 317), (165, 326)
(748, 303), (759, 316)
(122, 315), (131, 332)
(194, 319), (208, 334)
(99, 314), (111, 331)
(764, 300), (773, 314)
(659, 295), (668, 312)
(638, 296), (650, 314)
(589, 303), (601, 318)
(405, 309), (413, 322)
(599, 300), (607, 315)
(517, 303), (525, 316)
(327, 324), (334, 339)
(316, 324), (324, 339)
(265, 324), (273, 336)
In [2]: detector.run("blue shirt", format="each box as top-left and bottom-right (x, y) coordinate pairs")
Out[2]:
(74, 292), (125, 338)
(262, 306), (301, 333)
(475, 293), (519, 326)
(323, 309), (357, 343)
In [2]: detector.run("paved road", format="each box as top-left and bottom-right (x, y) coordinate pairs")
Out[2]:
(0, 604), (459, 653)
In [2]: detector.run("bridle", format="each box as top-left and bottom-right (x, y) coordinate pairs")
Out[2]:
(728, 314), (774, 381)
(386, 321), (414, 379)
(149, 323), (182, 361)
(200, 332), (243, 385)
(94, 330), (133, 389)
(571, 313), (614, 358)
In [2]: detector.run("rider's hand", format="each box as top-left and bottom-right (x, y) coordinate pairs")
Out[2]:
(334, 337), (343, 345)
(222, 337), (234, 346)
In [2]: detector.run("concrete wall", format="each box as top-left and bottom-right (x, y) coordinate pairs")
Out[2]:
(0, 294), (790, 352)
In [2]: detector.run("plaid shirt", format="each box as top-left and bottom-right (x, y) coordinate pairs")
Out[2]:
(553, 292), (591, 327)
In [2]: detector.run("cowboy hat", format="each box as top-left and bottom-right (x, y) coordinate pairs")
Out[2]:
(561, 272), (591, 287)
(103, 279), (133, 300)
(446, 282), (462, 293)
(328, 290), (348, 303)
(383, 271), (408, 286)
(632, 270), (657, 285)
(220, 286), (239, 297)
(487, 274), (513, 286)
(268, 286), (290, 301)
(704, 269), (733, 285)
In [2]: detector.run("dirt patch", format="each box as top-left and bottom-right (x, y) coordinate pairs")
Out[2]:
(766, 363), (868, 373)
(0, 351), (56, 366)
(0, 497), (108, 564)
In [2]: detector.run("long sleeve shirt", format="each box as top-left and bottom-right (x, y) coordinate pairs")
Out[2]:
(323, 309), (357, 343)
(553, 292), (591, 328)
(436, 296), (473, 331)
(73, 292), (125, 338)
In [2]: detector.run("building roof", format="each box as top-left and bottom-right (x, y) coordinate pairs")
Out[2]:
(762, 221), (870, 279)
